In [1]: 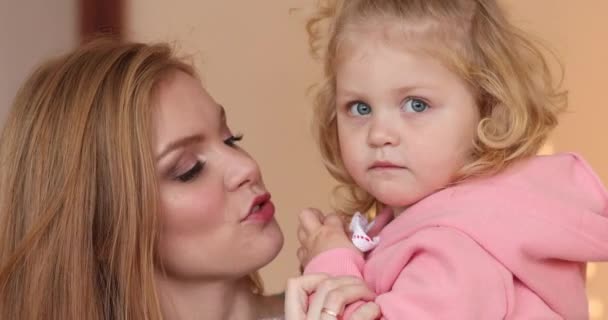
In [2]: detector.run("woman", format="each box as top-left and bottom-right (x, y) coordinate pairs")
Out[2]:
(0, 39), (379, 319)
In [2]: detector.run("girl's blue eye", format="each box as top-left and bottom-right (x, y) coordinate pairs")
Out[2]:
(349, 102), (372, 116)
(402, 98), (429, 113)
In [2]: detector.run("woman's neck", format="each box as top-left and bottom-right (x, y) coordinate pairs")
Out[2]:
(156, 273), (279, 320)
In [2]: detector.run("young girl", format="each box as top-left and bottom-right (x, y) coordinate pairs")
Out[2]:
(297, 0), (608, 319)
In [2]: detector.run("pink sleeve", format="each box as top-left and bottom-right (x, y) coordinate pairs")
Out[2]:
(303, 248), (368, 317)
(308, 228), (510, 319)
(369, 228), (508, 319)
(304, 247), (365, 277)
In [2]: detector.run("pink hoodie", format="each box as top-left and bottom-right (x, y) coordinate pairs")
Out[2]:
(305, 153), (608, 319)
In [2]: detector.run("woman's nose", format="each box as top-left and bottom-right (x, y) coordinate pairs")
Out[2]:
(224, 149), (262, 191)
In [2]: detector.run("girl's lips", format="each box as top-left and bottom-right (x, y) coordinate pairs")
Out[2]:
(369, 160), (405, 170)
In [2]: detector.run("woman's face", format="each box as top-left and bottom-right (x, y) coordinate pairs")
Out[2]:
(152, 71), (283, 280)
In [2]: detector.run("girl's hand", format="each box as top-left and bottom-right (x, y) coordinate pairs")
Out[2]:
(297, 208), (357, 267)
(296, 207), (394, 267)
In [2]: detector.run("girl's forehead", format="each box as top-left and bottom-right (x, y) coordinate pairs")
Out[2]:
(338, 18), (463, 53)
(334, 21), (471, 78)
(335, 32), (445, 67)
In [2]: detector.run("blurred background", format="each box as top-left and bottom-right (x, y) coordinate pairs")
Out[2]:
(1, 1), (606, 318)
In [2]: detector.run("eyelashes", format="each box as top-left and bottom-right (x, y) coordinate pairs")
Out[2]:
(224, 133), (243, 147)
(173, 134), (244, 183)
(176, 160), (204, 182)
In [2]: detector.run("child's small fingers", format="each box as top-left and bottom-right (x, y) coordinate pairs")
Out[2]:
(299, 208), (324, 231)
(297, 227), (308, 243)
(324, 213), (344, 228)
(297, 246), (308, 264)
(312, 208), (326, 221)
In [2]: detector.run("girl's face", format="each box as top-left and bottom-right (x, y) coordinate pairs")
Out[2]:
(152, 71), (283, 280)
(335, 32), (480, 212)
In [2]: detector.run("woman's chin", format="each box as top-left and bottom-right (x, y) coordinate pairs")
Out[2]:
(255, 221), (284, 266)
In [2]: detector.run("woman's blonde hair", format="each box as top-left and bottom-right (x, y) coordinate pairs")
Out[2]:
(0, 39), (262, 319)
(307, 0), (567, 215)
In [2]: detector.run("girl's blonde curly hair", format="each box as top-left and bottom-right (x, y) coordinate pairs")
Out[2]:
(306, 0), (567, 215)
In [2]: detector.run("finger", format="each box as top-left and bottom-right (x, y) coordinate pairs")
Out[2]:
(367, 207), (394, 238)
(324, 213), (345, 228)
(285, 274), (329, 320)
(298, 227), (307, 243)
(313, 208), (325, 221)
(350, 302), (381, 320)
(321, 284), (376, 319)
(299, 208), (324, 232)
(297, 247), (307, 264)
(306, 276), (363, 320)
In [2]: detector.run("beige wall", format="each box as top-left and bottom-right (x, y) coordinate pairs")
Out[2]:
(0, 0), (77, 125)
(127, 1), (607, 317)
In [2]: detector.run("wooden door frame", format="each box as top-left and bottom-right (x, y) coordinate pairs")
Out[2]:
(79, 0), (124, 42)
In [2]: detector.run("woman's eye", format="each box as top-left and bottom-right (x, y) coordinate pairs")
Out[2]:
(402, 98), (429, 113)
(176, 161), (204, 182)
(224, 134), (243, 147)
(348, 101), (372, 116)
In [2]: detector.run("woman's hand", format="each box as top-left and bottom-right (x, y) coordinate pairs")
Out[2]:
(285, 274), (381, 320)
